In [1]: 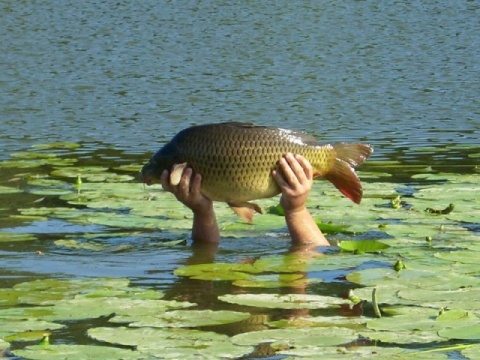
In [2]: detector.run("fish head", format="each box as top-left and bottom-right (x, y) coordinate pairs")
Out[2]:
(140, 146), (177, 186)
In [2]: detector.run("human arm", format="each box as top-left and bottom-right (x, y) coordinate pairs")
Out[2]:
(272, 153), (330, 246)
(161, 167), (220, 244)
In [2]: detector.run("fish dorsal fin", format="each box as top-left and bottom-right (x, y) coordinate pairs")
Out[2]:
(221, 122), (319, 145)
(219, 121), (256, 128)
(279, 129), (318, 145)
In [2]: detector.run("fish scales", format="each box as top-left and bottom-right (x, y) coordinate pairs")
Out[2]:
(148, 124), (334, 202)
(141, 122), (373, 221)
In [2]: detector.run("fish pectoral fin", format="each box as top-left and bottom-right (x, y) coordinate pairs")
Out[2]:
(227, 202), (263, 223)
(169, 162), (188, 186)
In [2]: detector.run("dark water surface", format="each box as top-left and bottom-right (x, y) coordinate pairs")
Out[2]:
(0, 0), (479, 358)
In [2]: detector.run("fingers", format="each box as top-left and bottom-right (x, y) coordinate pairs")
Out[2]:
(295, 154), (313, 181)
(161, 169), (171, 191)
(161, 166), (194, 196)
(276, 153), (313, 188)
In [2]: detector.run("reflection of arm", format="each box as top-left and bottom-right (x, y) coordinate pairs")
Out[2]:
(272, 153), (330, 246)
(161, 168), (220, 244)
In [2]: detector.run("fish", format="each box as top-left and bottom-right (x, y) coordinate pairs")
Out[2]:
(141, 122), (373, 222)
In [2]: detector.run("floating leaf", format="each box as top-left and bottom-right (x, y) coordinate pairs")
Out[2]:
(231, 326), (358, 348)
(174, 262), (260, 281)
(0, 338), (9, 351)
(13, 344), (139, 360)
(233, 273), (318, 288)
(339, 240), (390, 253)
(4, 330), (50, 343)
(122, 309), (250, 328)
(0, 232), (36, 242)
(0, 185), (22, 194)
(462, 345), (480, 358)
(32, 142), (81, 150)
(54, 239), (109, 251)
(88, 327), (253, 359)
(219, 293), (347, 309)
(0, 319), (64, 338)
(51, 166), (109, 178)
(439, 325), (480, 340)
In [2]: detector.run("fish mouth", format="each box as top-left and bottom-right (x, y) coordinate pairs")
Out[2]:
(140, 171), (153, 186)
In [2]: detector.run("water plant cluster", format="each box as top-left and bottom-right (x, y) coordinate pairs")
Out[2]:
(0, 142), (479, 359)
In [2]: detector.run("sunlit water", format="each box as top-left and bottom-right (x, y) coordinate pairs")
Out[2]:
(0, 0), (479, 357)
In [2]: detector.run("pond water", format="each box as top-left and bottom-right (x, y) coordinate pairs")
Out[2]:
(1, 1), (479, 359)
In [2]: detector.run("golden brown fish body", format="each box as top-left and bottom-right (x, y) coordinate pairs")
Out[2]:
(141, 122), (373, 221)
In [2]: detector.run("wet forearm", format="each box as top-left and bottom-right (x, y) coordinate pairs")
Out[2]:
(284, 208), (329, 246)
(191, 205), (220, 244)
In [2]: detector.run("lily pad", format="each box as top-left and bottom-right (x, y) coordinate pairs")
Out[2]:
(0, 319), (64, 338)
(54, 239), (110, 251)
(13, 344), (139, 360)
(0, 338), (9, 350)
(339, 240), (390, 253)
(0, 185), (22, 194)
(88, 327), (253, 359)
(233, 273), (318, 288)
(32, 142), (81, 150)
(119, 309), (250, 328)
(174, 262), (260, 281)
(0, 232), (37, 242)
(231, 326), (358, 348)
(462, 345), (480, 358)
(50, 166), (109, 178)
(219, 293), (347, 309)
(438, 324), (480, 340)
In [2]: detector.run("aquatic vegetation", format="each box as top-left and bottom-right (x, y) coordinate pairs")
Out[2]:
(0, 143), (479, 358)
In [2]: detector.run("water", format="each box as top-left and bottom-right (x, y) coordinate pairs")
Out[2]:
(0, 0), (479, 357)
(1, 0), (478, 159)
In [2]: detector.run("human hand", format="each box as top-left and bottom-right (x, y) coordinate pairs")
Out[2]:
(161, 166), (213, 214)
(272, 153), (313, 214)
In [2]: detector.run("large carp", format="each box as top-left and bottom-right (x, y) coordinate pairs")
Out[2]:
(141, 122), (373, 222)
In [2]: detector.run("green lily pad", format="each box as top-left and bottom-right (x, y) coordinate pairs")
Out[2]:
(54, 239), (110, 251)
(32, 142), (81, 150)
(119, 309), (250, 328)
(10, 152), (58, 160)
(50, 166), (109, 178)
(363, 328), (445, 345)
(219, 293), (347, 309)
(339, 240), (390, 253)
(0, 319), (64, 338)
(0, 338), (9, 351)
(283, 345), (447, 359)
(438, 324), (480, 340)
(462, 345), (480, 358)
(0, 185), (22, 194)
(231, 326), (358, 348)
(88, 327), (253, 359)
(435, 250), (480, 264)
(233, 273), (319, 288)
(13, 344), (139, 360)
(397, 288), (480, 305)
(174, 262), (260, 281)
(0, 232), (37, 242)
(4, 330), (51, 342)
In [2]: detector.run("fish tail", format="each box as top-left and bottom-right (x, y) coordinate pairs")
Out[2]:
(324, 143), (373, 204)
